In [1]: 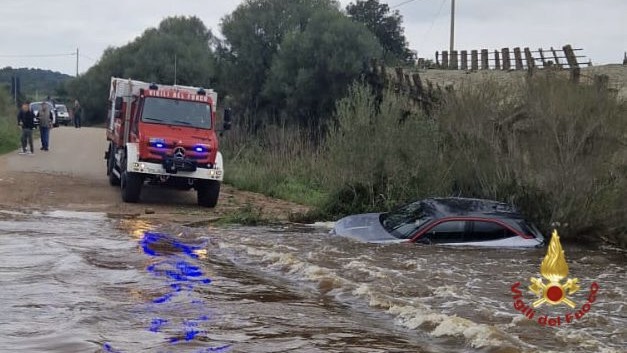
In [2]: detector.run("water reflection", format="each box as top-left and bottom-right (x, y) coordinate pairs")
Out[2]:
(104, 232), (230, 353)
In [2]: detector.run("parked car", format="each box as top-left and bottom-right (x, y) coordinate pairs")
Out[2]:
(54, 104), (71, 126)
(30, 101), (57, 127)
(331, 197), (545, 247)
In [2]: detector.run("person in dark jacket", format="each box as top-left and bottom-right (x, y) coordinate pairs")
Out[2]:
(17, 102), (35, 154)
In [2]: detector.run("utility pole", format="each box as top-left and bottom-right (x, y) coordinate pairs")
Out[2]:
(12, 76), (17, 106)
(449, 0), (455, 53)
(174, 54), (177, 85)
(76, 47), (79, 77)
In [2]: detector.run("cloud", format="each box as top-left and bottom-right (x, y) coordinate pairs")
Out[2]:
(0, 0), (240, 75)
(0, 0), (624, 76)
(378, 0), (627, 64)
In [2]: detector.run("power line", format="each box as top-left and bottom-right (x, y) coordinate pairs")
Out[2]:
(418, 0), (448, 49)
(391, 0), (416, 8)
(391, 0), (425, 9)
(0, 52), (75, 58)
(0, 51), (98, 62)
(79, 53), (97, 62)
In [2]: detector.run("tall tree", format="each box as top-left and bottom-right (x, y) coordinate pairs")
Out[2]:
(263, 9), (382, 126)
(346, 0), (414, 64)
(219, 0), (339, 117)
(66, 16), (216, 124)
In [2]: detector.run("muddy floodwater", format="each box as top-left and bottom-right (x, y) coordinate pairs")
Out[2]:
(0, 210), (625, 353)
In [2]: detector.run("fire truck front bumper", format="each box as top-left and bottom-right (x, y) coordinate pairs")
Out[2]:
(125, 143), (224, 181)
(129, 160), (223, 181)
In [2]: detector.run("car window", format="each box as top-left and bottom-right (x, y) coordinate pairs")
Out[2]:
(467, 221), (516, 242)
(380, 201), (430, 239)
(426, 221), (465, 243)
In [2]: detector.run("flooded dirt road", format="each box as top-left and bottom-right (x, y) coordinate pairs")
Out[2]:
(1, 209), (624, 353)
(0, 127), (308, 221)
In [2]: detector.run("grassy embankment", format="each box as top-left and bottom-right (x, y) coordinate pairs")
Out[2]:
(221, 74), (627, 246)
(0, 90), (19, 155)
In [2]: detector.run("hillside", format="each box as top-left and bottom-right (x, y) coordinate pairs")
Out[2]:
(413, 64), (627, 101)
(0, 67), (71, 99)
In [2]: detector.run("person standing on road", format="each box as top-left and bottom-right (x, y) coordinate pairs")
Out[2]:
(16, 102), (35, 155)
(37, 102), (53, 151)
(73, 98), (82, 128)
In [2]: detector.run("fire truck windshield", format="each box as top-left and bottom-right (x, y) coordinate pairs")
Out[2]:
(141, 97), (212, 129)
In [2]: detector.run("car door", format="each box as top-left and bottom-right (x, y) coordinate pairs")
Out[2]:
(418, 220), (467, 244)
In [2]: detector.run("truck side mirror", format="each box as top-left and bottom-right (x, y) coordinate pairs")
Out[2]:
(223, 108), (232, 131)
(115, 97), (123, 111)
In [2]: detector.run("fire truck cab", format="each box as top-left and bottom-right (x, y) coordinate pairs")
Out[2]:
(105, 77), (231, 207)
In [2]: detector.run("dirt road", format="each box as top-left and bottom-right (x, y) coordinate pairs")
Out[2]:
(0, 127), (307, 223)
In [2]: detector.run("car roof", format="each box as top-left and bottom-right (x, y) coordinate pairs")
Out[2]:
(420, 197), (523, 220)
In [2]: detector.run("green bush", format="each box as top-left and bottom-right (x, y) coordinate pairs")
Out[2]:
(215, 203), (270, 226)
(437, 74), (627, 241)
(0, 89), (19, 155)
(322, 83), (449, 214)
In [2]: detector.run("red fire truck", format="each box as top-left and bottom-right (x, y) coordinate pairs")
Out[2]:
(105, 78), (231, 207)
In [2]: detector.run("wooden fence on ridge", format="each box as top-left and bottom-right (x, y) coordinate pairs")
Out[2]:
(427, 44), (587, 71)
(415, 44), (594, 83)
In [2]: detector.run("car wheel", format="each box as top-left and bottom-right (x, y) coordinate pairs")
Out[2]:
(197, 180), (220, 208)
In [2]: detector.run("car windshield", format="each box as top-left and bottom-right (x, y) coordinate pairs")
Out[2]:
(56, 105), (67, 113)
(30, 102), (53, 112)
(141, 97), (212, 129)
(380, 201), (431, 239)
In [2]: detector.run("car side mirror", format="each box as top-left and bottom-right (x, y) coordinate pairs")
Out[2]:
(115, 97), (123, 111)
(223, 108), (232, 131)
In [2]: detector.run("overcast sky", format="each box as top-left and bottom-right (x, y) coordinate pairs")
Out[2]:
(1, 0), (625, 76)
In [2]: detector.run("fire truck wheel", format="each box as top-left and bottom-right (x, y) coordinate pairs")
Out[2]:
(197, 180), (220, 208)
(107, 146), (120, 186)
(121, 171), (143, 203)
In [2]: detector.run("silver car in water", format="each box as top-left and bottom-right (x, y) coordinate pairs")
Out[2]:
(331, 197), (545, 248)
